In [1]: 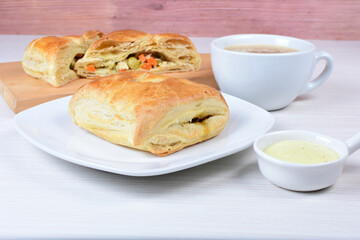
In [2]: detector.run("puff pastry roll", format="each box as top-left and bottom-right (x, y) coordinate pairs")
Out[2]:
(22, 31), (103, 87)
(74, 30), (201, 77)
(69, 72), (229, 156)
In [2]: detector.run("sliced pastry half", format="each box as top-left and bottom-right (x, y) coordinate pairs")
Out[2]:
(69, 72), (229, 156)
(74, 30), (201, 77)
(22, 31), (103, 87)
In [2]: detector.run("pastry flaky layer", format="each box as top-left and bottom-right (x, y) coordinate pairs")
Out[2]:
(22, 31), (103, 87)
(69, 72), (229, 157)
(74, 29), (202, 77)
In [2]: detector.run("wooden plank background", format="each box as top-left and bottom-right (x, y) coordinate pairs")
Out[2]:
(0, 0), (360, 40)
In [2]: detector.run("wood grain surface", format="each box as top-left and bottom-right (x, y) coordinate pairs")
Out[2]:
(0, 0), (359, 40)
(0, 54), (216, 113)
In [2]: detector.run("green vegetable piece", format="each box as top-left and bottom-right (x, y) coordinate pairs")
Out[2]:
(156, 58), (163, 65)
(127, 57), (141, 69)
(70, 61), (75, 70)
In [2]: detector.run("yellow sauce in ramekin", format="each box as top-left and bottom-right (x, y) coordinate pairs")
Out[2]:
(264, 140), (339, 164)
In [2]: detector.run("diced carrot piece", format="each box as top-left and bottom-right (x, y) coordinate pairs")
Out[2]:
(138, 54), (146, 63)
(147, 57), (157, 66)
(141, 62), (151, 70)
(86, 65), (96, 72)
(118, 69), (127, 72)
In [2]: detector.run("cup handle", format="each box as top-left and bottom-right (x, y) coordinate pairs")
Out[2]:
(346, 133), (360, 155)
(300, 51), (334, 95)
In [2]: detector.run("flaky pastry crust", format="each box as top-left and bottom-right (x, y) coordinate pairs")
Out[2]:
(69, 72), (229, 156)
(75, 30), (201, 77)
(22, 31), (103, 87)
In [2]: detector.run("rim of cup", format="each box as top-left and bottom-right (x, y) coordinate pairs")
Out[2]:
(211, 34), (316, 56)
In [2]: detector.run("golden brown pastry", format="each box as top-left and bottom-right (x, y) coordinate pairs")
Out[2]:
(74, 30), (201, 77)
(69, 72), (229, 156)
(22, 31), (103, 87)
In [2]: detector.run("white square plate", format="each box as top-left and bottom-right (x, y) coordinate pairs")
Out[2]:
(14, 93), (275, 176)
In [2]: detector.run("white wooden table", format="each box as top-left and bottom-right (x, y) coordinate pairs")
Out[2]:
(1, 35), (360, 239)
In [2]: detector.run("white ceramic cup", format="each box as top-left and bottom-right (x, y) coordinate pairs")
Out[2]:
(211, 34), (334, 110)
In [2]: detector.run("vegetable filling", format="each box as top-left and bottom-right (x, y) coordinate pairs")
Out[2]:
(70, 53), (84, 70)
(189, 115), (214, 124)
(85, 52), (167, 72)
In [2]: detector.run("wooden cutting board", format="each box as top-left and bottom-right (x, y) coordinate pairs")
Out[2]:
(0, 54), (217, 113)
